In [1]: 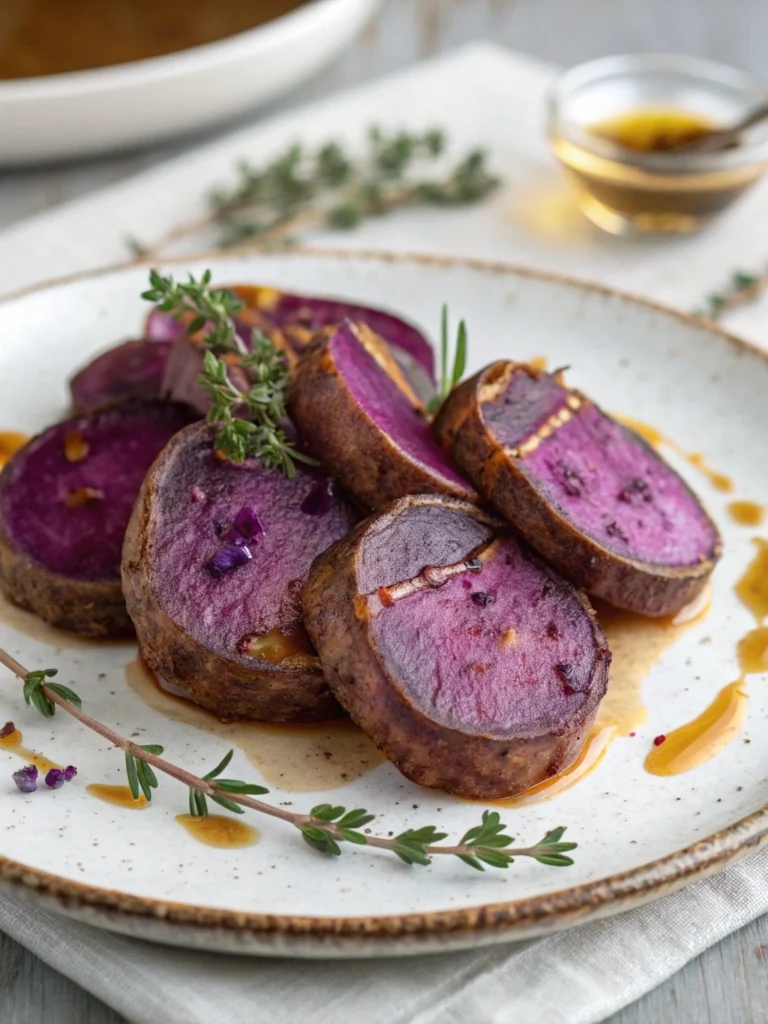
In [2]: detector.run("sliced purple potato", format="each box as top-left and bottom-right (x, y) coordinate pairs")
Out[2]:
(122, 422), (358, 722)
(434, 362), (722, 617)
(303, 494), (610, 799)
(288, 320), (476, 510)
(156, 284), (436, 416)
(0, 399), (194, 636)
(69, 339), (172, 412)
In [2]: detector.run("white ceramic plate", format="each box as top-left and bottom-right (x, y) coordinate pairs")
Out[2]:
(1, 249), (767, 958)
(0, 0), (380, 166)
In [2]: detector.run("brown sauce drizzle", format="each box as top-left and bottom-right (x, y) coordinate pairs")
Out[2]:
(646, 541), (768, 776)
(0, 431), (28, 469)
(125, 659), (384, 792)
(728, 501), (765, 527)
(176, 814), (260, 848)
(86, 784), (148, 809)
(0, 726), (60, 774)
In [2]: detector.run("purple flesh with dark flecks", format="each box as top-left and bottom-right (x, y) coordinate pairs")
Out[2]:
(0, 401), (194, 581)
(12, 765), (38, 792)
(69, 339), (172, 412)
(330, 321), (469, 490)
(489, 372), (719, 567)
(369, 533), (605, 739)
(147, 426), (357, 666)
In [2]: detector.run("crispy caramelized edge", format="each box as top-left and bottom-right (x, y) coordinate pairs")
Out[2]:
(121, 422), (343, 723)
(303, 494), (610, 799)
(434, 361), (722, 617)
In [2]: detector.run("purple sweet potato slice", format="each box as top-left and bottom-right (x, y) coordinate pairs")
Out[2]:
(0, 399), (194, 636)
(303, 494), (610, 799)
(70, 339), (172, 412)
(157, 284), (436, 416)
(122, 422), (358, 722)
(288, 320), (477, 510)
(434, 361), (722, 617)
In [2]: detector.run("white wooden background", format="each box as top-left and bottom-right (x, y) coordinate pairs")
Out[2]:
(2, 1), (768, 1021)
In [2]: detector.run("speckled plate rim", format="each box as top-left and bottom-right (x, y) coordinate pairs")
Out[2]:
(1, 246), (767, 955)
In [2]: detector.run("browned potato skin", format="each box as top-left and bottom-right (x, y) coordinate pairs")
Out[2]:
(121, 453), (343, 724)
(0, 524), (132, 637)
(434, 362), (721, 618)
(303, 495), (605, 800)
(287, 330), (477, 511)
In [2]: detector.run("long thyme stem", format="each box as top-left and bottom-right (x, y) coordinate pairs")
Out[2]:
(1, 647), (575, 870)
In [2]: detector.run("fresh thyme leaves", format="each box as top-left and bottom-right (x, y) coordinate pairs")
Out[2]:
(2, 648), (577, 873)
(426, 304), (468, 415)
(208, 127), (500, 250)
(188, 747), (269, 816)
(695, 266), (768, 320)
(142, 269), (316, 473)
(142, 268), (246, 355)
(130, 127), (500, 258)
(23, 669), (81, 718)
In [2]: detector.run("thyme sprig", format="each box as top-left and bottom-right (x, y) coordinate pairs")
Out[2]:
(130, 127), (500, 259)
(210, 127), (499, 249)
(695, 266), (768, 320)
(142, 269), (315, 473)
(426, 303), (468, 415)
(1, 647), (577, 873)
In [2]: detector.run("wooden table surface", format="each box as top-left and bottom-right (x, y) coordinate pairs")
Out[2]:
(2, 2), (768, 1021)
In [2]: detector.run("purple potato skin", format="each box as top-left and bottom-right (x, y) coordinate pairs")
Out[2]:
(434, 362), (722, 617)
(303, 494), (610, 799)
(288, 320), (476, 511)
(0, 399), (194, 636)
(70, 339), (172, 412)
(122, 422), (359, 722)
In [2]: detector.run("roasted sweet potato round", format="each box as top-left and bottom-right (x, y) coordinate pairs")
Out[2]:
(303, 494), (610, 799)
(433, 361), (722, 617)
(0, 399), (194, 636)
(122, 422), (358, 722)
(70, 339), (172, 412)
(288, 320), (476, 510)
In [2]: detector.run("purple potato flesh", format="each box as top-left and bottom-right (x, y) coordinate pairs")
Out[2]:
(0, 399), (194, 636)
(303, 495), (610, 798)
(434, 362), (722, 616)
(70, 339), (172, 412)
(122, 422), (358, 721)
(288, 320), (476, 510)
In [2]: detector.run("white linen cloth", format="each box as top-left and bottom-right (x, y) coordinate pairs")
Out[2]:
(1, 43), (767, 1024)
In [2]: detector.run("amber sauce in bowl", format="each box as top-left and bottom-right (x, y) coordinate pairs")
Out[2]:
(549, 55), (768, 235)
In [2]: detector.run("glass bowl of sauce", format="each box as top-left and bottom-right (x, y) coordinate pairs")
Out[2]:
(548, 54), (768, 235)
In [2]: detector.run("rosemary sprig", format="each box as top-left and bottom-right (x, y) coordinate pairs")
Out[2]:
(1, 647), (577, 873)
(142, 269), (315, 474)
(695, 266), (768, 320)
(130, 127), (500, 259)
(426, 304), (468, 415)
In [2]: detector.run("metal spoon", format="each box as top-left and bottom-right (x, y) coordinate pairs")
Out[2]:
(672, 100), (768, 153)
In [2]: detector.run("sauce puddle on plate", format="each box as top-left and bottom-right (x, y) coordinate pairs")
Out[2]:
(0, 726), (60, 774)
(0, 431), (28, 468)
(646, 541), (768, 776)
(125, 660), (385, 792)
(86, 784), (148, 809)
(728, 501), (765, 527)
(176, 814), (260, 849)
